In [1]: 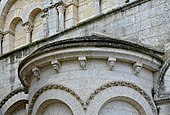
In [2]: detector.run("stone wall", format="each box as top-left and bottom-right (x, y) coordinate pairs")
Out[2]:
(0, 0), (170, 114)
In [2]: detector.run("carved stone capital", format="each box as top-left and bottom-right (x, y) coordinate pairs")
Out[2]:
(32, 67), (41, 80)
(78, 56), (87, 70)
(108, 57), (116, 70)
(57, 5), (66, 14)
(133, 62), (142, 75)
(4, 30), (15, 36)
(51, 60), (61, 72)
(22, 22), (33, 33)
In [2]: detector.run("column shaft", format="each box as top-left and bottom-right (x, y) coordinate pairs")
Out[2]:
(0, 32), (3, 55)
(57, 5), (66, 31)
(22, 22), (33, 44)
(94, 0), (101, 15)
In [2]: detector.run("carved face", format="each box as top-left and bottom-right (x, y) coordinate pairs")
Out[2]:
(109, 61), (115, 68)
(52, 63), (60, 71)
(135, 66), (142, 74)
(80, 60), (86, 69)
(33, 70), (40, 77)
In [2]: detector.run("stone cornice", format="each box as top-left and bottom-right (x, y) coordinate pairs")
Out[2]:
(19, 35), (163, 69)
(0, 87), (28, 108)
(43, 1), (63, 13)
(18, 35), (164, 87)
(28, 81), (158, 115)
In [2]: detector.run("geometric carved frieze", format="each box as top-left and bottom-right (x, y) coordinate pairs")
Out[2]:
(28, 84), (83, 115)
(28, 81), (157, 115)
(0, 87), (28, 108)
(86, 81), (157, 114)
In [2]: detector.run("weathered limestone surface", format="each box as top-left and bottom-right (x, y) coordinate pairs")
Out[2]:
(0, 0), (170, 115)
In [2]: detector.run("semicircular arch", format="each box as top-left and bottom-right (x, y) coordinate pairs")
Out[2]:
(1, 92), (28, 115)
(36, 99), (74, 115)
(0, 0), (16, 30)
(0, 0), (44, 30)
(4, 11), (23, 31)
(98, 96), (145, 115)
(5, 100), (27, 115)
(30, 84), (85, 115)
(22, 2), (44, 23)
(86, 85), (157, 115)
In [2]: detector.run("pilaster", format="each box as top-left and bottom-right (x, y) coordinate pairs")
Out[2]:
(3, 30), (15, 53)
(65, 0), (78, 28)
(43, 1), (63, 36)
(41, 11), (49, 37)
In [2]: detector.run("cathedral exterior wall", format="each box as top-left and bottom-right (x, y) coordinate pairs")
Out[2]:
(0, 0), (169, 115)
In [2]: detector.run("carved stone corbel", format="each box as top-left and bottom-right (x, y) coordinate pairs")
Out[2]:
(133, 62), (142, 75)
(32, 67), (41, 80)
(23, 76), (29, 87)
(78, 56), (87, 70)
(108, 57), (116, 70)
(51, 60), (61, 72)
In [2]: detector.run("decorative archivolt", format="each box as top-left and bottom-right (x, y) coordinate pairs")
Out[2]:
(86, 81), (157, 113)
(28, 84), (83, 114)
(28, 81), (157, 114)
(0, 87), (28, 108)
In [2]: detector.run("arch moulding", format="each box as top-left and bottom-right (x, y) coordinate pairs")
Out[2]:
(29, 81), (158, 115)
(30, 84), (84, 115)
